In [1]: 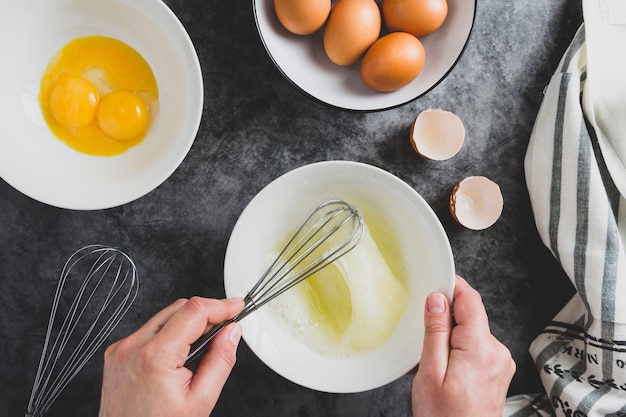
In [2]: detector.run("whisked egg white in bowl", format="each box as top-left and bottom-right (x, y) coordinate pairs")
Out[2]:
(224, 160), (455, 393)
(268, 203), (408, 359)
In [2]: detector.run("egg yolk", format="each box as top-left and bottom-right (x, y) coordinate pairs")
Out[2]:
(39, 35), (158, 156)
(97, 91), (149, 142)
(49, 76), (99, 129)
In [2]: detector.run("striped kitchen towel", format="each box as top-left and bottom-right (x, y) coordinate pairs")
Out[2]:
(505, 0), (626, 415)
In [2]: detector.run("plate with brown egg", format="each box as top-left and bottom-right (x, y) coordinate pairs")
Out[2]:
(254, 0), (476, 111)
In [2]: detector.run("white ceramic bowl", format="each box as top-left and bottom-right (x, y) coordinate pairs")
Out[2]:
(224, 161), (455, 393)
(0, 0), (202, 210)
(254, 0), (475, 111)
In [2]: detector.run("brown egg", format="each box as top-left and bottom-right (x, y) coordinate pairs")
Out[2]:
(323, 0), (381, 66)
(360, 32), (425, 92)
(274, 0), (331, 35)
(382, 0), (448, 38)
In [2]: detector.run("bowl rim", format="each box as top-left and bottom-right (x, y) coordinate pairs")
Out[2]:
(252, 0), (477, 112)
(0, 0), (203, 210)
(223, 160), (456, 392)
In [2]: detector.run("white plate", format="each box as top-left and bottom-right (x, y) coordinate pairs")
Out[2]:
(224, 161), (455, 393)
(0, 0), (202, 210)
(253, 0), (476, 111)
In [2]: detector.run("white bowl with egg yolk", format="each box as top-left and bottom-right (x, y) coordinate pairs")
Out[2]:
(0, 0), (202, 209)
(224, 160), (455, 393)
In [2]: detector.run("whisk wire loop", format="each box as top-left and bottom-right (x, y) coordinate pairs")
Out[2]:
(185, 199), (363, 366)
(246, 201), (359, 308)
(26, 245), (138, 417)
(41, 253), (137, 411)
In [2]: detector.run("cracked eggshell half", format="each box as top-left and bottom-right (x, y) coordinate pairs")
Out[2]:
(410, 109), (465, 160)
(450, 176), (503, 230)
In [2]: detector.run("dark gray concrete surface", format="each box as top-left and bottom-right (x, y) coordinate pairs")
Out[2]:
(1, 1), (582, 415)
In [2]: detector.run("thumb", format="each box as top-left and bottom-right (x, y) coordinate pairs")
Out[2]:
(189, 322), (242, 406)
(417, 292), (453, 382)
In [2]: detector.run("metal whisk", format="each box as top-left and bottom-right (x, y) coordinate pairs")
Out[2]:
(185, 199), (363, 366)
(26, 245), (139, 417)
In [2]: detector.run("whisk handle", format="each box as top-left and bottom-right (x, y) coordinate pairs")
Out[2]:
(185, 318), (233, 367)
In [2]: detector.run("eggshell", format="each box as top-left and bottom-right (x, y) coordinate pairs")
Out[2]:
(382, 0), (448, 38)
(274, 0), (331, 35)
(323, 0), (381, 66)
(449, 176), (503, 230)
(410, 109), (465, 160)
(360, 32), (425, 92)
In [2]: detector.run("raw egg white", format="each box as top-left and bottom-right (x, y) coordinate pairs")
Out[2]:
(273, 0), (331, 35)
(268, 204), (408, 358)
(39, 36), (158, 156)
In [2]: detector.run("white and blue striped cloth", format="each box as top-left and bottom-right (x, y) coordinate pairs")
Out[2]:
(504, 0), (626, 415)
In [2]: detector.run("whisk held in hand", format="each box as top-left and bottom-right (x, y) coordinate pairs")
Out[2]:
(26, 245), (139, 417)
(185, 199), (364, 366)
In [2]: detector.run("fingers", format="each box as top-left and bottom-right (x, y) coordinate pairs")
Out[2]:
(416, 291), (453, 382)
(152, 297), (244, 360)
(450, 276), (515, 378)
(450, 275), (491, 348)
(131, 298), (189, 342)
(190, 322), (242, 405)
